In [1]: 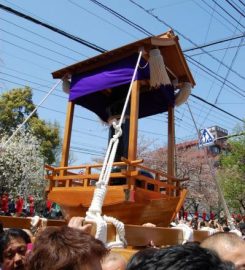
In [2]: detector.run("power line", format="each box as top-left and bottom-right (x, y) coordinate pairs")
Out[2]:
(3, 66), (53, 85)
(214, 36), (245, 103)
(2, 1), (244, 82)
(2, 50), (53, 72)
(0, 3), (106, 53)
(88, 0), (152, 36)
(183, 33), (245, 52)
(0, 16), (89, 58)
(67, 0), (139, 39)
(238, 0), (245, 7)
(186, 56), (245, 97)
(191, 93), (244, 122)
(0, 71), (51, 88)
(1, 3), (243, 127)
(188, 43), (245, 56)
(0, 27), (79, 61)
(211, 0), (245, 28)
(0, 38), (68, 65)
(199, 0), (244, 33)
(129, 0), (245, 80)
(224, 0), (245, 17)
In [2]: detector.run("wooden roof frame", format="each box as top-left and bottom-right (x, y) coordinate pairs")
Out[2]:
(52, 30), (195, 87)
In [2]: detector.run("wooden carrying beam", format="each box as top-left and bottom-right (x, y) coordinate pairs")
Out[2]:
(0, 216), (66, 229)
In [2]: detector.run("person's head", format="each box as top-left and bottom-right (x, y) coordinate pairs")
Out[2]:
(0, 228), (31, 270)
(126, 248), (159, 270)
(26, 226), (108, 270)
(101, 251), (126, 270)
(201, 232), (245, 269)
(126, 243), (234, 270)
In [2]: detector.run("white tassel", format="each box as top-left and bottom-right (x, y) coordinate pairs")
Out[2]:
(149, 48), (171, 88)
(175, 82), (192, 106)
(62, 78), (71, 94)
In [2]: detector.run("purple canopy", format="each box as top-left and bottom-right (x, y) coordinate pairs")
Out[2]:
(70, 53), (174, 122)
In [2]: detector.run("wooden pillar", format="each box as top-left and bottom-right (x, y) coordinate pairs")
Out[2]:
(127, 80), (140, 189)
(167, 105), (175, 184)
(128, 80), (140, 161)
(60, 101), (74, 169)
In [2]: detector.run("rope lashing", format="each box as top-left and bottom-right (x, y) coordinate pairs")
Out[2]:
(85, 49), (144, 248)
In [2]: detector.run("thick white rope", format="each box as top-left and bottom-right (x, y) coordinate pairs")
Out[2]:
(2, 78), (64, 148)
(175, 82), (192, 107)
(85, 50), (143, 247)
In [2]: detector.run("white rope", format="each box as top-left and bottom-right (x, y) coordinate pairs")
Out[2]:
(2, 78), (64, 148)
(175, 82), (192, 106)
(104, 215), (127, 248)
(85, 50), (143, 247)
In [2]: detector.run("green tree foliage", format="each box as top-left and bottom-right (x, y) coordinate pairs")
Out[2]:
(218, 129), (245, 213)
(0, 87), (60, 164)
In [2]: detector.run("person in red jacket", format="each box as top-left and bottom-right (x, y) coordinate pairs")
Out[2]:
(210, 210), (215, 221)
(15, 195), (24, 217)
(202, 211), (207, 221)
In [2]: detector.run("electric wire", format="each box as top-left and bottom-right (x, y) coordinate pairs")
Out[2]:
(0, 17), (89, 58)
(238, 0), (245, 7)
(183, 33), (245, 52)
(191, 93), (244, 122)
(186, 56), (245, 96)
(129, 0), (245, 80)
(211, 0), (245, 28)
(0, 27), (80, 62)
(0, 38), (68, 66)
(88, 0), (152, 36)
(0, 3), (106, 53)
(224, 0), (245, 17)
(0, 2), (243, 137)
(188, 43), (245, 56)
(198, 0), (244, 33)
(67, 0), (139, 39)
(215, 36), (245, 103)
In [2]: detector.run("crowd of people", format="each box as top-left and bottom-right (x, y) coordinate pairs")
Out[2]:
(0, 193), (63, 220)
(170, 212), (245, 240)
(0, 193), (34, 218)
(0, 214), (244, 270)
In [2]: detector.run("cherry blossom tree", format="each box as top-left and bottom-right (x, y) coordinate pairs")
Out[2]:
(0, 131), (46, 205)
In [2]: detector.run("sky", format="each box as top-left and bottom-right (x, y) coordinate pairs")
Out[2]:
(0, 0), (244, 165)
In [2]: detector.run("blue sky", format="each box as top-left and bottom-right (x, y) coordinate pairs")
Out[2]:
(0, 0), (244, 164)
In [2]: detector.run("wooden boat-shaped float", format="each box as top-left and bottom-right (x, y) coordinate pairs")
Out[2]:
(45, 30), (195, 227)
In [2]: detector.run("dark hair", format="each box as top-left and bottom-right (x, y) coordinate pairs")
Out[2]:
(126, 243), (235, 270)
(0, 228), (31, 263)
(126, 248), (158, 270)
(26, 226), (108, 270)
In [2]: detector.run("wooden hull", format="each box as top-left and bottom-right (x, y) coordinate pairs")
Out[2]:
(48, 186), (187, 227)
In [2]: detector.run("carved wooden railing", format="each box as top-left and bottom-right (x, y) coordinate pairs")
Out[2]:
(45, 158), (188, 198)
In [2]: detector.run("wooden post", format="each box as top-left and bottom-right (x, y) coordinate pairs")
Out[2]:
(128, 80), (140, 161)
(60, 101), (74, 186)
(167, 105), (175, 185)
(127, 80), (140, 188)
